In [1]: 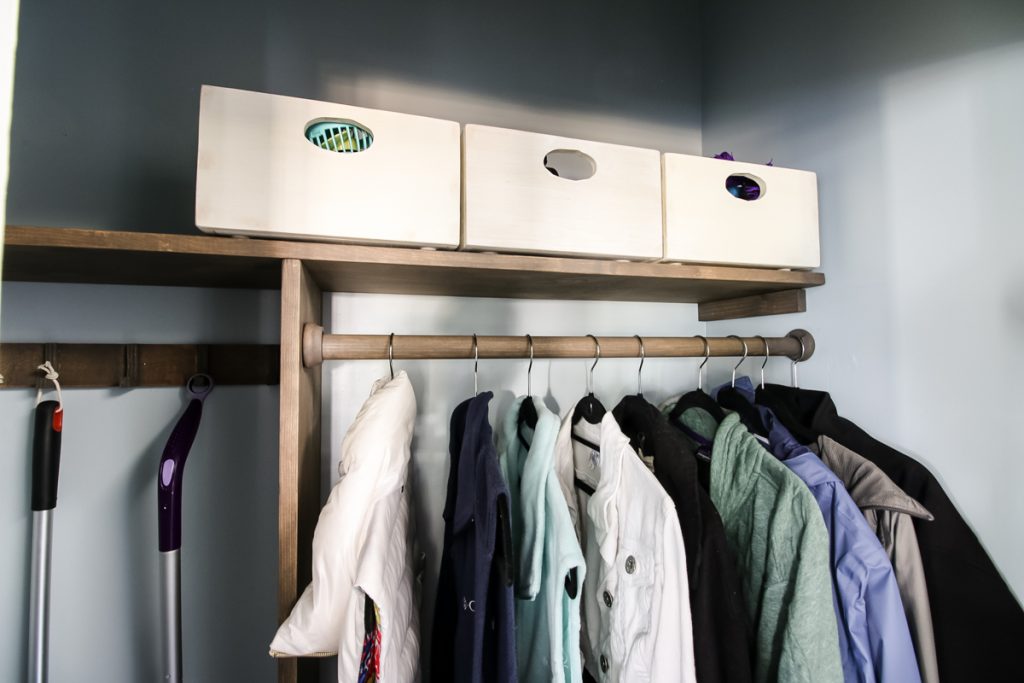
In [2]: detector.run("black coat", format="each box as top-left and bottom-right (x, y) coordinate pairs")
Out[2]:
(756, 383), (1024, 683)
(613, 395), (753, 683)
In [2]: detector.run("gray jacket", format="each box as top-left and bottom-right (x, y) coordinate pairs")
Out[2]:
(813, 435), (940, 683)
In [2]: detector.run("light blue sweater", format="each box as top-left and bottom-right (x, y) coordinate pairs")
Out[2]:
(498, 396), (586, 683)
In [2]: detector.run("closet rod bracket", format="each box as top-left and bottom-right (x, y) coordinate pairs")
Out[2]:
(787, 328), (815, 362)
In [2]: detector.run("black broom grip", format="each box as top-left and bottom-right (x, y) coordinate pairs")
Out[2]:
(31, 400), (63, 512)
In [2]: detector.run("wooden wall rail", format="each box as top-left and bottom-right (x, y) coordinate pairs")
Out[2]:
(0, 343), (280, 387)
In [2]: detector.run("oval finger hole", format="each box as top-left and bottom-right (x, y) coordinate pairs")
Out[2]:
(305, 120), (374, 153)
(543, 149), (596, 180)
(725, 173), (765, 201)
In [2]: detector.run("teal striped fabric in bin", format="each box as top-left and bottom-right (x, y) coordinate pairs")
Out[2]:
(305, 121), (373, 152)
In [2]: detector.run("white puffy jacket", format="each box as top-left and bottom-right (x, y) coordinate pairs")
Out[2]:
(270, 372), (420, 682)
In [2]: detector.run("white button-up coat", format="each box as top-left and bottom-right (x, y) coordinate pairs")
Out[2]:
(553, 407), (697, 683)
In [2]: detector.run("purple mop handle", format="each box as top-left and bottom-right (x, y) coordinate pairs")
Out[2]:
(158, 376), (213, 552)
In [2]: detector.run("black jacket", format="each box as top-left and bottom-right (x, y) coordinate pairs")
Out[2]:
(613, 395), (753, 683)
(756, 383), (1024, 683)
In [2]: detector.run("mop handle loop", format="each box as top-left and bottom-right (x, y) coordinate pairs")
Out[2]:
(158, 375), (214, 552)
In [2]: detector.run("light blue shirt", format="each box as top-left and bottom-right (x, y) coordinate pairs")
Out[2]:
(499, 397), (586, 683)
(728, 378), (922, 683)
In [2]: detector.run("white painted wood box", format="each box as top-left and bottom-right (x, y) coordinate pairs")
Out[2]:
(662, 153), (820, 268)
(195, 85), (461, 248)
(461, 124), (663, 260)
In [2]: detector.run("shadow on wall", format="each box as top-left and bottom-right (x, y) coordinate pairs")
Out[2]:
(700, 0), (1024, 601)
(8, 0), (702, 235)
(700, 0), (1024, 132)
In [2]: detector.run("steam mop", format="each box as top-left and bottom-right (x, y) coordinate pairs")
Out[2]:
(158, 375), (213, 683)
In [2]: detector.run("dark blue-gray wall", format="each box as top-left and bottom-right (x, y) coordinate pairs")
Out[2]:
(2, 2), (702, 681)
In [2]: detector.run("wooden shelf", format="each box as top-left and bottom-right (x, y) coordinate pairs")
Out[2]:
(3, 225), (826, 683)
(4, 226), (823, 319)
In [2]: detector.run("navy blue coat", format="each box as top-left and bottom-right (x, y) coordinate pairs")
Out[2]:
(432, 392), (516, 683)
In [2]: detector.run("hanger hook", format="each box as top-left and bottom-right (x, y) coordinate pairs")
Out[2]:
(388, 332), (395, 380)
(728, 334), (748, 387)
(634, 334), (645, 396)
(472, 333), (479, 395)
(756, 335), (769, 389)
(694, 335), (710, 391)
(586, 334), (600, 394)
(791, 334), (806, 388)
(525, 334), (534, 396)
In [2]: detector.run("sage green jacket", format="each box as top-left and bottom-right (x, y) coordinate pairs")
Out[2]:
(685, 411), (844, 683)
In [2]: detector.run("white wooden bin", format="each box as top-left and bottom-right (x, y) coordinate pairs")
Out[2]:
(196, 85), (461, 248)
(462, 124), (663, 260)
(662, 153), (820, 268)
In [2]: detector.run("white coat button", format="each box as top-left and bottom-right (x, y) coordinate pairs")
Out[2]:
(603, 590), (613, 608)
(600, 655), (609, 672)
(625, 555), (636, 574)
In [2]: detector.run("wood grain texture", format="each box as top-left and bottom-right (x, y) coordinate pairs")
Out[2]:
(698, 288), (807, 321)
(314, 332), (812, 363)
(277, 260), (322, 683)
(0, 343), (279, 387)
(462, 124), (663, 259)
(663, 153), (820, 268)
(197, 86), (461, 248)
(4, 226), (824, 305)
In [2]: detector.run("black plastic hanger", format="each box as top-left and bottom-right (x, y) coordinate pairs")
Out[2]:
(715, 336), (769, 437)
(516, 335), (538, 451)
(668, 336), (725, 424)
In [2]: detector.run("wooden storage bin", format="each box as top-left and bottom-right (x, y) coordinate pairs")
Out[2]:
(662, 153), (820, 269)
(461, 124), (663, 260)
(195, 85), (461, 248)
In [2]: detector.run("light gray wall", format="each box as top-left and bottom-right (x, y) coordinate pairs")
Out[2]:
(2, 1), (703, 681)
(0, 283), (280, 682)
(701, 0), (1024, 598)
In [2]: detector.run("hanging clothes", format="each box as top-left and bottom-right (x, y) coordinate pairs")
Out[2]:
(432, 391), (516, 683)
(724, 378), (922, 683)
(611, 395), (753, 683)
(553, 406), (697, 683)
(498, 396), (586, 683)
(812, 435), (939, 683)
(756, 383), (1024, 683)
(270, 373), (419, 683)
(672, 408), (843, 683)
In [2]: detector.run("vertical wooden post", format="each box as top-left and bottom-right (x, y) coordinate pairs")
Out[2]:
(278, 259), (322, 683)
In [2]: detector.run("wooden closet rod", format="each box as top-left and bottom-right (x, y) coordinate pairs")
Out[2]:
(302, 326), (814, 367)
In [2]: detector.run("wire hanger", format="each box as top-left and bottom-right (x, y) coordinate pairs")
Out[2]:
(634, 334), (646, 397)
(586, 334), (600, 395)
(472, 333), (479, 395)
(695, 335), (710, 391)
(756, 335), (769, 389)
(526, 334), (534, 396)
(388, 332), (395, 380)
(791, 334), (805, 388)
(728, 335), (748, 387)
